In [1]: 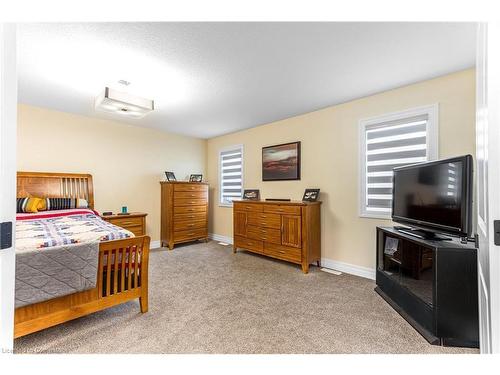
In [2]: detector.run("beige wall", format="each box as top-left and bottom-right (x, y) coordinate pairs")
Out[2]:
(17, 104), (207, 243)
(206, 69), (476, 270)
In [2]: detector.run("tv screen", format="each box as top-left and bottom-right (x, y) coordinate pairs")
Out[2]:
(392, 155), (473, 237)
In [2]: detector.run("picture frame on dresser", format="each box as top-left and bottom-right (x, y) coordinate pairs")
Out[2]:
(243, 189), (260, 200)
(165, 171), (176, 181)
(302, 188), (320, 202)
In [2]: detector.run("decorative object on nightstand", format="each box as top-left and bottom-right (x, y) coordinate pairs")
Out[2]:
(118, 206), (130, 215)
(165, 171), (176, 181)
(101, 212), (147, 236)
(243, 189), (260, 200)
(189, 174), (203, 182)
(232, 199), (321, 274)
(160, 181), (209, 250)
(302, 188), (320, 202)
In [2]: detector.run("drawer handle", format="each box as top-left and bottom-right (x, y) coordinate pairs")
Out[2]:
(120, 221), (134, 225)
(278, 250), (286, 254)
(262, 237), (267, 240)
(187, 224), (195, 227)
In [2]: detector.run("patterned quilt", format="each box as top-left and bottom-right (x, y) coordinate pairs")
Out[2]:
(15, 209), (134, 308)
(16, 209), (133, 252)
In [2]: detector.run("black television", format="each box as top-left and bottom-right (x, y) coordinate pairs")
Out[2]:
(391, 155), (473, 239)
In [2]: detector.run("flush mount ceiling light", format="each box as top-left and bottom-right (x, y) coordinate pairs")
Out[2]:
(95, 87), (154, 118)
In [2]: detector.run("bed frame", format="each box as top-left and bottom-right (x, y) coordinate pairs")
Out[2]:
(14, 171), (150, 338)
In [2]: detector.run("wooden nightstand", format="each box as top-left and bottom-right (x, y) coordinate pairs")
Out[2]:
(101, 212), (147, 236)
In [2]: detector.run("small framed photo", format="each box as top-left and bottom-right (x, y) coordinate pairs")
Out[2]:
(302, 188), (320, 202)
(189, 174), (203, 182)
(165, 171), (176, 181)
(243, 189), (260, 200)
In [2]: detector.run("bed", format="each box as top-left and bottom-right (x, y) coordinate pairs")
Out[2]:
(14, 172), (150, 339)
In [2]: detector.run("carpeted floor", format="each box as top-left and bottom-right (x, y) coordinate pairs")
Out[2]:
(14, 241), (478, 354)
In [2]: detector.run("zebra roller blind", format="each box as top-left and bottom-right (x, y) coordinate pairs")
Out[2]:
(220, 146), (243, 205)
(361, 110), (436, 217)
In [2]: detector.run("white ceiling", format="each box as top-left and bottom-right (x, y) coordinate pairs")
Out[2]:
(18, 22), (476, 139)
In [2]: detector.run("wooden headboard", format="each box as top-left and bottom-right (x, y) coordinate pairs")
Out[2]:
(17, 172), (94, 209)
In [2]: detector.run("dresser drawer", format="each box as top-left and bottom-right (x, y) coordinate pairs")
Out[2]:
(174, 191), (208, 200)
(173, 184), (208, 192)
(124, 225), (145, 236)
(263, 205), (301, 215)
(233, 202), (263, 213)
(109, 217), (142, 228)
(234, 235), (263, 254)
(174, 205), (207, 214)
(103, 215), (146, 236)
(173, 228), (207, 242)
(247, 227), (281, 244)
(173, 211), (207, 221)
(174, 198), (207, 207)
(248, 212), (281, 229)
(264, 242), (302, 263)
(174, 219), (206, 231)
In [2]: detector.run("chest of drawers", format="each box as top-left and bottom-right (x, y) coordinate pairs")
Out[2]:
(160, 181), (209, 249)
(232, 200), (321, 273)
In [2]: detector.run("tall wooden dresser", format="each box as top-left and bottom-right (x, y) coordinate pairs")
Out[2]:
(232, 200), (321, 273)
(160, 181), (209, 249)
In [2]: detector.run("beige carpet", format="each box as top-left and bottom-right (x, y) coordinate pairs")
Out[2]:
(14, 241), (478, 354)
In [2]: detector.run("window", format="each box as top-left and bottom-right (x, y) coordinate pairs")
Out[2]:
(219, 145), (244, 206)
(359, 105), (438, 219)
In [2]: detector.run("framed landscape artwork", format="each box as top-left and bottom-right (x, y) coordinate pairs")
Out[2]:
(262, 141), (301, 181)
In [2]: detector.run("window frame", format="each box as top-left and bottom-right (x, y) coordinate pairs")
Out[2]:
(218, 144), (244, 207)
(358, 104), (439, 220)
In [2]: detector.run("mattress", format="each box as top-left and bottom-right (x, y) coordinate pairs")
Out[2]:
(15, 209), (133, 308)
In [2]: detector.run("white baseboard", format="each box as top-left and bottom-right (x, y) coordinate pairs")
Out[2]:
(209, 233), (375, 280)
(209, 233), (233, 244)
(150, 240), (161, 249)
(321, 258), (375, 280)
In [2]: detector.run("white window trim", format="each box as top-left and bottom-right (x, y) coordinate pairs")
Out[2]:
(219, 144), (244, 207)
(358, 104), (439, 220)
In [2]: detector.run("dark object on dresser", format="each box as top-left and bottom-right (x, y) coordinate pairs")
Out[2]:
(243, 189), (260, 200)
(302, 188), (320, 202)
(160, 181), (208, 250)
(376, 226), (479, 348)
(232, 200), (321, 273)
(165, 171), (176, 181)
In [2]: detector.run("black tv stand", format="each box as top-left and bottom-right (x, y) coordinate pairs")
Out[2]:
(393, 226), (451, 241)
(376, 226), (479, 348)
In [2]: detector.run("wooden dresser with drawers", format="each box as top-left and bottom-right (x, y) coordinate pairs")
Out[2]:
(232, 200), (321, 273)
(160, 181), (209, 250)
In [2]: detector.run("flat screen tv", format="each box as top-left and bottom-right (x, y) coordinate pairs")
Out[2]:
(392, 155), (473, 238)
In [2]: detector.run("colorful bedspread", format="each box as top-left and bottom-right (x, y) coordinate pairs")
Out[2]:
(15, 209), (134, 308)
(16, 209), (133, 252)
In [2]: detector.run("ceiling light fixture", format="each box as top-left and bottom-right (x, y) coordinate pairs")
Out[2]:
(95, 87), (154, 118)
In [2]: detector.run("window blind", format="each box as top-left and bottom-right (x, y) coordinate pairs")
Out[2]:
(220, 146), (243, 205)
(364, 114), (429, 214)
